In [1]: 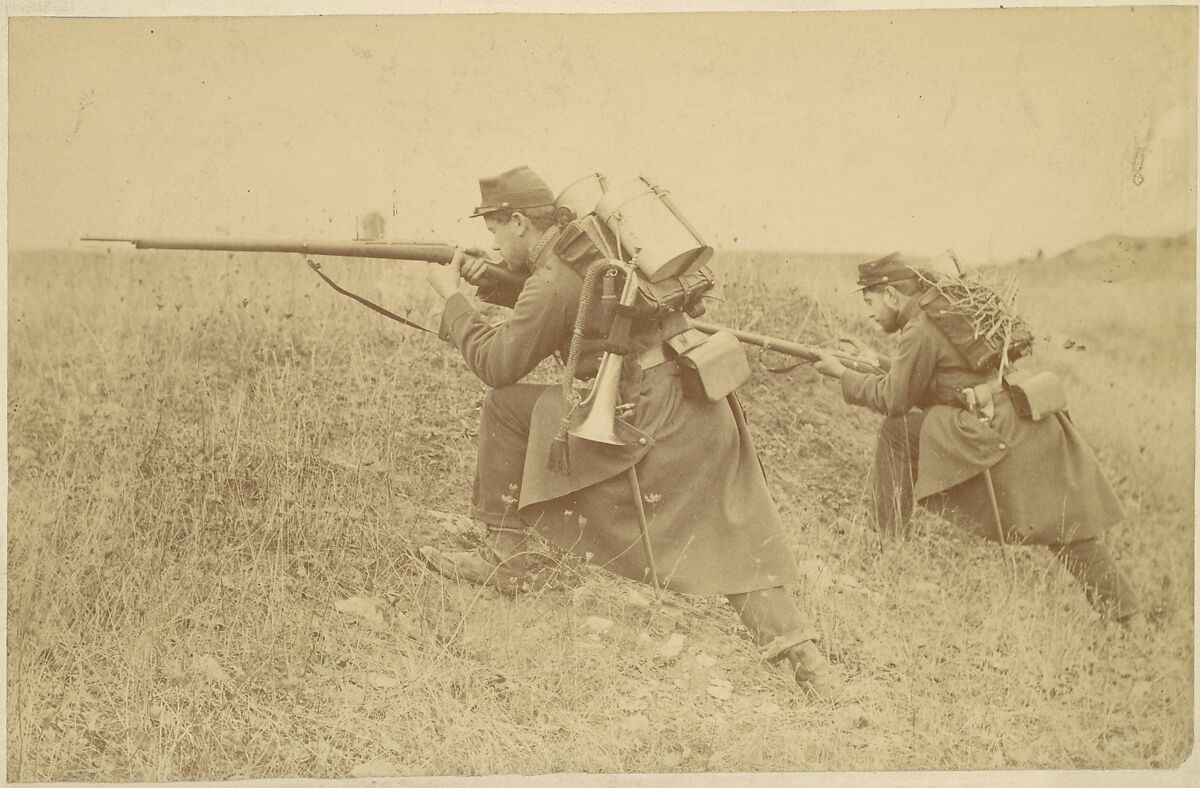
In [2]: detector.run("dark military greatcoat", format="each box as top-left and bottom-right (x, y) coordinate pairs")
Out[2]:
(439, 244), (801, 595)
(839, 294), (1124, 545)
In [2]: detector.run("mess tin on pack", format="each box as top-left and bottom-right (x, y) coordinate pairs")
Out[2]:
(554, 172), (713, 283)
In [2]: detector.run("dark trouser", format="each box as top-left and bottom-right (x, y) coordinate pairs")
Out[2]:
(874, 412), (925, 538)
(872, 414), (1140, 621)
(726, 587), (818, 659)
(471, 384), (544, 528)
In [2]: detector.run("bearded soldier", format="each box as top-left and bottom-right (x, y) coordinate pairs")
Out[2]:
(419, 166), (842, 699)
(812, 254), (1141, 627)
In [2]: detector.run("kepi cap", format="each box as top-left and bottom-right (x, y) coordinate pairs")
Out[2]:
(470, 166), (555, 218)
(854, 252), (922, 292)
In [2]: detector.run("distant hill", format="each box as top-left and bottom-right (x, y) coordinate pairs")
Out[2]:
(723, 232), (1196, 286)
(1010, 231), (1195, 283)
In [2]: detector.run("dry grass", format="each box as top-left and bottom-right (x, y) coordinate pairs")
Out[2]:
(6, 237), (1194, 779)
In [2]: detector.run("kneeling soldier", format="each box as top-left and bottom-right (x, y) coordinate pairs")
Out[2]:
(813, 253), (1141, 627)
(419, 166), (843, 699)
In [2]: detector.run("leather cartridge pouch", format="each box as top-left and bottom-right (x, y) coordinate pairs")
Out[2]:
(667, 329), (751, 401)
(1006, 369), (1068, 421)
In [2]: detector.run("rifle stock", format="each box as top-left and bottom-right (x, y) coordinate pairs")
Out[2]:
(689, 320), (884, 375)
(82, 236), (527, 290)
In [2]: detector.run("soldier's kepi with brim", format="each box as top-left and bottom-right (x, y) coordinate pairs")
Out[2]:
(470, 166), (555, 218)
(854, 252), (923, 292)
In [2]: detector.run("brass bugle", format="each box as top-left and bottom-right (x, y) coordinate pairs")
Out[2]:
(571, 261), (640, 445)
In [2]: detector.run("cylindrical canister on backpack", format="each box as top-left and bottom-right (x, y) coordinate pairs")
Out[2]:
(594, 176), (713, 283)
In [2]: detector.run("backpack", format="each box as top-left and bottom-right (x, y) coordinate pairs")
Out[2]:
(917, 276), (1034, 373)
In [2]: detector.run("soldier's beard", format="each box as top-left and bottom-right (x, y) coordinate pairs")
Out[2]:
(876, 306), (903, 334)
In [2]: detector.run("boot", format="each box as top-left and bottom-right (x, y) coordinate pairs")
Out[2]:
(784, 640), (844, 702)
(728, 588), (845, 703)
(419, 526), (533, 594)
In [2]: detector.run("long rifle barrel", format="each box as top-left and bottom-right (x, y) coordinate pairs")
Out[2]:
(83, 236), (456, 262)
(82, 236), (526, 289)
(689, 320), (884, 375)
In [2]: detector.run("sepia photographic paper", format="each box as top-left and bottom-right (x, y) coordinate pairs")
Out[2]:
(5, 1), (1197, 784)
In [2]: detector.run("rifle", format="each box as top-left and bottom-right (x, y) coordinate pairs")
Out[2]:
(689, 320), (884, 375)
(84, 235), (528, 333)
(81, 236), (526, 290)
(84, 236), (885, 372)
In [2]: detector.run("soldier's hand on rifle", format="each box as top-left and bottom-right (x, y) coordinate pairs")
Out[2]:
(428, 248), (467, 299)
(812, 350), (847, 380)
(457, 247), (494, 286)
(837, 336), (881, 367)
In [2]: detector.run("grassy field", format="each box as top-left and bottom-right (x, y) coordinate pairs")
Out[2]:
(6, 235), (1195, 779)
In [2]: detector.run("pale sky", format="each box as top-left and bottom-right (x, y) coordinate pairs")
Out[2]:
(8, 5), (1197, 262)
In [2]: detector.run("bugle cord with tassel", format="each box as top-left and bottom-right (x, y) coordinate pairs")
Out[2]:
(548, 258), (637, 471)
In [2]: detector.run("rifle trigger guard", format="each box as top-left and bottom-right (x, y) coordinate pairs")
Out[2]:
(756, 345), (809, 375)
